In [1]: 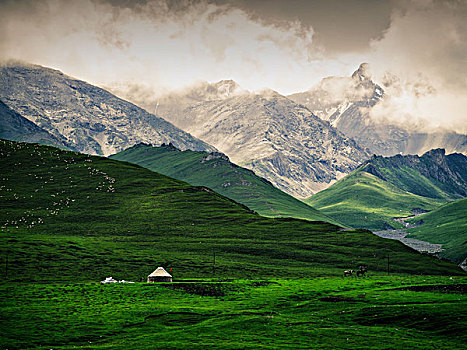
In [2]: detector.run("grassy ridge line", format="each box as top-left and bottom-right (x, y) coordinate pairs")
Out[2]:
(305, 170), (445, 230)
(110, 143), (340, 225)
(0, 139), (462, 283)
(406, 198), (467, 264)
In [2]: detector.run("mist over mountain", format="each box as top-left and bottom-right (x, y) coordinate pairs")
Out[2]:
(288, 64), (467, 157)
(0, 62), (215, 156)
(155, 86), (370, 198)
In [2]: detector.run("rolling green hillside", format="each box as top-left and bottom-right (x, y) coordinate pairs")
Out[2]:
(110, 143), (338, 224)
(407, 198), (467, 264)
(305, 150), (466, 230)
(305, 170), (445, 230)
(0, 139), (461, 283)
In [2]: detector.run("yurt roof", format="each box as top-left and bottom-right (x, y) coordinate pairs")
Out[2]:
(148, 267), (172, 277)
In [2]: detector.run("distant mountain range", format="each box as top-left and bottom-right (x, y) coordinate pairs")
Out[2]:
(1, 61), (465, 201)
(0, 62), (215, 155)
(289, 63), (467, 156)
(154, 86), (370, 198)
(306, 148), (467, 230)
(110, 143), (339, 224)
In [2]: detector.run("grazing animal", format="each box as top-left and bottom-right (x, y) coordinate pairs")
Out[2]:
(343, 270), (354, 277)
(356, 267), (367, 277)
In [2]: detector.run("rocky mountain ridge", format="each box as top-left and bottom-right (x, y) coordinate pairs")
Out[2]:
(361, 148), (467, 199)
(155, 88), (371, 198)
(0, 62), (215, 156)
(288, 64), (467, 156)
(0, 99), (68, 148)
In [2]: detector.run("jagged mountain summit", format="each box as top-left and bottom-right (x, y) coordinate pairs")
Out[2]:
(0, 62), (215, 156)
(155, 86), (370, 198)
(288, 63), (467, 156)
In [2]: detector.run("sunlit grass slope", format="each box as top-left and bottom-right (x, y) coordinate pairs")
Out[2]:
(407, 198), (467, 264)
(110, 143), (338, 224)
(305, 150), (466, 231)
(0, 139), (461, 283)
(305, 170), (445, 230)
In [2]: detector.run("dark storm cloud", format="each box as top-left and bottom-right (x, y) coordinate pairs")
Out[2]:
(213, 0), (394, 54)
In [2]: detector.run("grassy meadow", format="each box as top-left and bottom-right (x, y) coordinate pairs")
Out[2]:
(1, 139), (465, 349)
(305, 170), (445, 230)
(1, 276), (466, 349)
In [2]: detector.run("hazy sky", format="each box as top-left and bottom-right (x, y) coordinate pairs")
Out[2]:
(1, 0), (466, 131)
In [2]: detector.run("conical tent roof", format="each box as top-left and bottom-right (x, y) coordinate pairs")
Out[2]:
(148, 267), (172, 278)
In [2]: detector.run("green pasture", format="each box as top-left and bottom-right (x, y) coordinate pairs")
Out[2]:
(1, 276), (466, 349)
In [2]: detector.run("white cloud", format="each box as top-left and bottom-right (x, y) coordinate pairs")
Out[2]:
(0, 0), (329, 94)
(0, 0), (466, 132)
(366, 0), (467, 132)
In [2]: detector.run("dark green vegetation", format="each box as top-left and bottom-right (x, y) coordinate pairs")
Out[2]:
(0, 139), (461, 282)
(306, 149), (467, 230)
(110, 143), (337, 224)
(0, 99), (68, 149)
(1, 277), (466, 349)
(1, 139), (465, 349)
(407, 198), (467, 264)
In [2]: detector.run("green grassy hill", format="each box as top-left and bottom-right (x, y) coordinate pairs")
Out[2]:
(110, 143), (338, 224)
(406, 198), (467, 264)
(305, 170), (445, 230)
(0, 139), (461, 283)
(305, 150), (466, 230)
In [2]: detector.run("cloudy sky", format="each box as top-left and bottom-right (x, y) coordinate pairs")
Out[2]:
(1, 0), (466, 131)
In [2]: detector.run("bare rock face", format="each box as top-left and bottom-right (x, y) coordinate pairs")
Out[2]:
(0, 63), (215, 156)
(156, 87), (370, 198)
(0, 99), (69, 148)
(288, 64), (467, 156)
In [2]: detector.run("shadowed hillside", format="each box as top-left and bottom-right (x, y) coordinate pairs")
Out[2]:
(407, 198), (467, 264)
(0, 139), (461, 283)
(110, 143), (339, 224)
